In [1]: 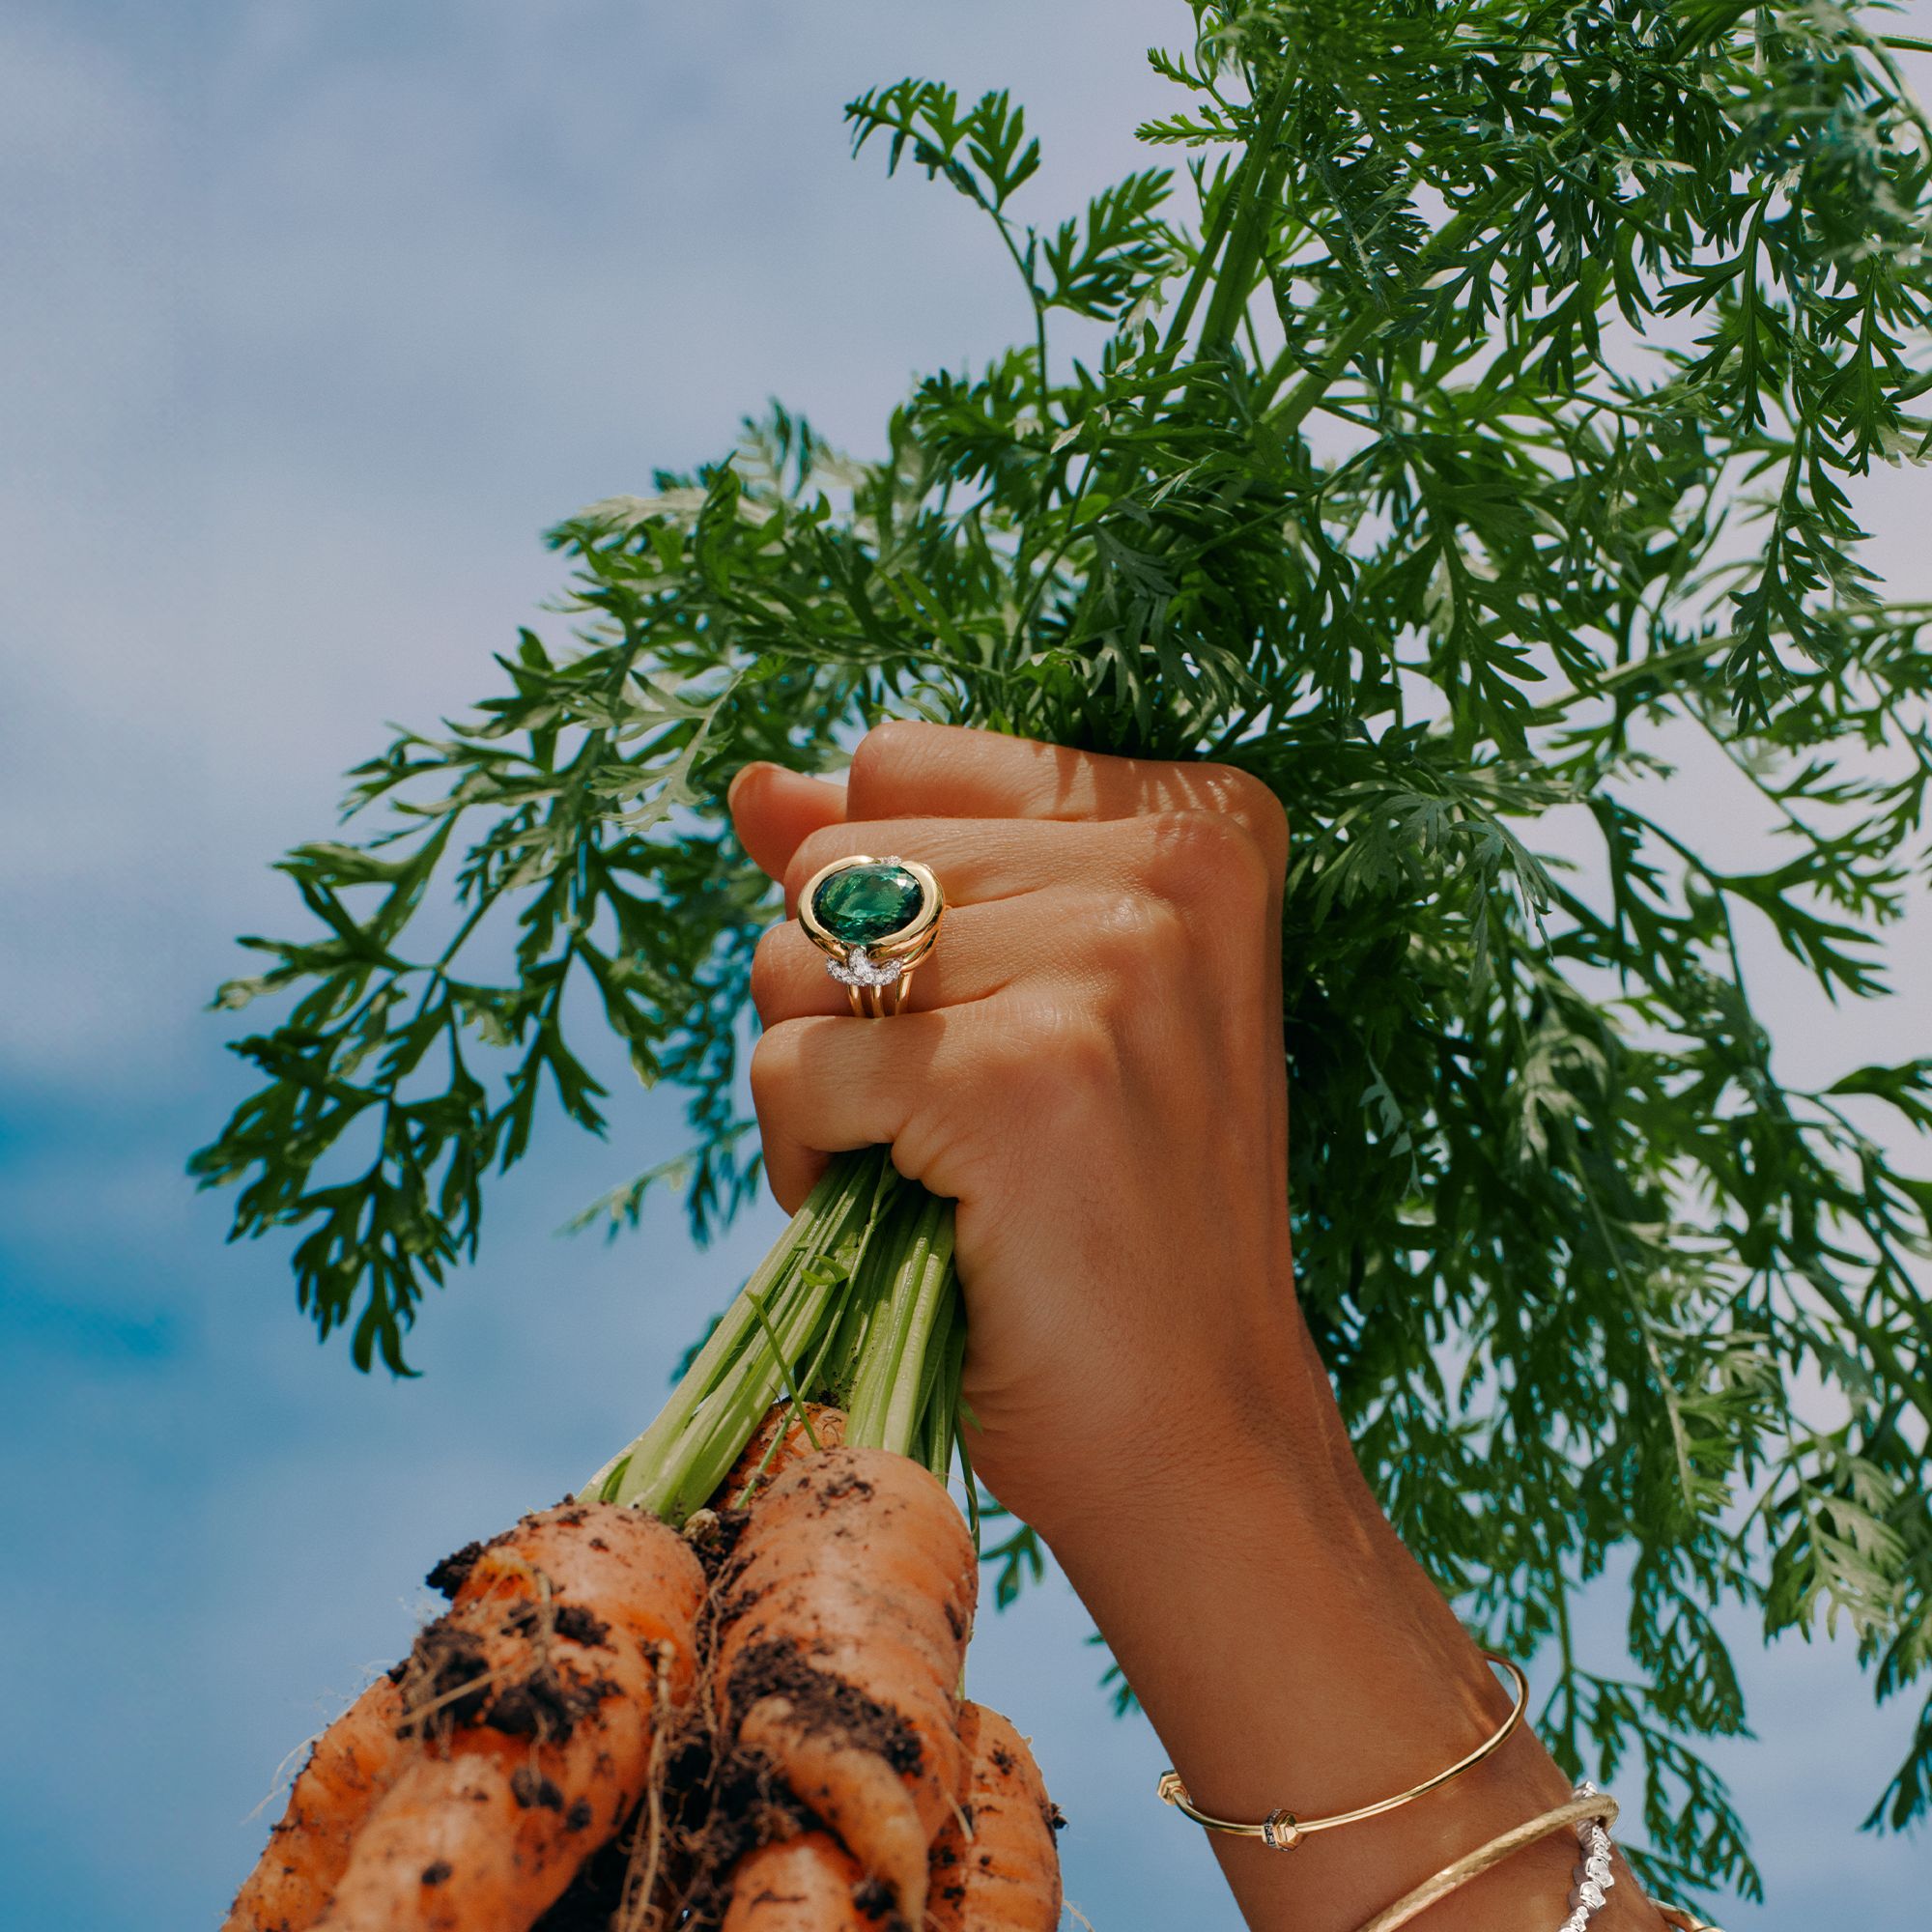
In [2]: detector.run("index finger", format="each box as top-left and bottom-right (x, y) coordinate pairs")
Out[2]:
(846, 721), (1288, 872)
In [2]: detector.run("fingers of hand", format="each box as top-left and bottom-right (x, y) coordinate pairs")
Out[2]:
(760, 809), (1276, 1030)
(750, 990), (1126, 1214)
(750, 794), (1283, 1213)
(781, 816), (1102, 918)
(749, 1008), (978, 1213)
(753, 891), (1092, 1025)
(845, 720), (1288, 875)
(728, 723), (1288, 909)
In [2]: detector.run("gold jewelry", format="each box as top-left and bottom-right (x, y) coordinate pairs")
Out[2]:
(1352, 1785), (1619, 1932)
(797, 854), (945, 1018)
(1156, 1652), (1529, 1851)
(1656, 1910), (1724, 1932)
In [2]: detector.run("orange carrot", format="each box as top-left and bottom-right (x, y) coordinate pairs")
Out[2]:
(223, 1675), (407, 1932)
(717, 1402), (847, 1508)
(314, 1499), (704, 1931)
(718, 1833), (888, 1931)
(714, 1447), (977, 1925)
(927, 1704), (1064, 1931)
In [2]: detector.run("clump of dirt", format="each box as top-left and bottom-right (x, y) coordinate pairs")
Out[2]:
(725, 1639), (922, 1778)
(425, 1540), (484, 1599)
(395, 1621), (493, 1732)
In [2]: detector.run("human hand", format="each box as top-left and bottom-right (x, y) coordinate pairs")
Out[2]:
(729, 720), (1327, 1536)
(733, 721), (1667, 1932)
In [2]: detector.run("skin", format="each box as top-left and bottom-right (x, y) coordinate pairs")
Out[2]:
(732, 720), (1668, 1932)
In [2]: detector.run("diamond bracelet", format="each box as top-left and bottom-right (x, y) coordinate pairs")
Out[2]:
(1561, 1784), (1615, 1931)
(1350, 1784), (1620, 1932)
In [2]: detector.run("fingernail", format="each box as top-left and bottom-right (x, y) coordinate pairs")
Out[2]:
(727, 761), (771, 809)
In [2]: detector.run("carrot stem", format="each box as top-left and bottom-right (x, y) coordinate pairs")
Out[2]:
(847, 1194), (958, 1459)
(582, 1152), (967, 1521)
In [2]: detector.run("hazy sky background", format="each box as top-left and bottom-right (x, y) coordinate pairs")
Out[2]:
(2, 3), (1928, 1927)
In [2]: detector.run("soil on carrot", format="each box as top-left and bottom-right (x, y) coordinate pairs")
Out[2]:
(425, 1539), (484, 1598)
(423, 1497), (590, 1601)
(686, 1506), (753, 1578)
(528, 1601), (927, 1926)
(393, 1604), (626, 1745)
(394, 1619), (493, 1729)
(526, 1738), (856, 1932)
(724, 1639), (923, 1778)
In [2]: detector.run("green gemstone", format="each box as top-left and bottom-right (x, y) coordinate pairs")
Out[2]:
(812, 862), (924, 945)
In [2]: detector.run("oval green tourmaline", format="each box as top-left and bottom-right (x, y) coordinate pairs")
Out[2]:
(812, 862), (924, 945)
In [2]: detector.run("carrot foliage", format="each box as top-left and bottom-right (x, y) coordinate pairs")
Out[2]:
(193, 1), (1932, 1901)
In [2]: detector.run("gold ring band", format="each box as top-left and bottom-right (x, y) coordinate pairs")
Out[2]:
(796, 853), (945, 1020)
(1157, 1652), (1530, 1849)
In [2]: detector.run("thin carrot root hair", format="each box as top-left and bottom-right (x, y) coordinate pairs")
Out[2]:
(611, 1638), (683, 1932)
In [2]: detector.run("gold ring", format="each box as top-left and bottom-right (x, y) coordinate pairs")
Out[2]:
(797, 854), (945, 1019)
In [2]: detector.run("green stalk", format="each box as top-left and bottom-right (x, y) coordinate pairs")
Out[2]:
(1194, 75), (1293, 360)
(581, 1151), (968, 1523)
(1158, 72), (1294, 366)
(912, 1276), (967, 1480)
(845, 1192), (958, 1458)
(580, 1149), (884, 1516)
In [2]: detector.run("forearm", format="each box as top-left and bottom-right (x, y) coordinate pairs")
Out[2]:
(1037, 1310), (1665, 1932)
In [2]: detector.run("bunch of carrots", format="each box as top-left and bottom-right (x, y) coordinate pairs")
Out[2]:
(224, 1151), (1065, 1930)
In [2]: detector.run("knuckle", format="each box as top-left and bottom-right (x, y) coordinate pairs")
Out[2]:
(846, 718), (928, 810)
(1053, 1005), (1120, 1094)
(1094, 893), (1194, 1009)
(1197, 763), (1289, 869)
(1002, 993), (1118, 1106)
(1138, 809), (1271, 913)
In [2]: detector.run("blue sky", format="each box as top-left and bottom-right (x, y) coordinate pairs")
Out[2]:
(2, 4), (1929, 1926)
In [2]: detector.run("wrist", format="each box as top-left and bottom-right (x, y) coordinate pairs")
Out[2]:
(1021, 1293), (1356, 1556)
(1028, 1350), (1605, 1932)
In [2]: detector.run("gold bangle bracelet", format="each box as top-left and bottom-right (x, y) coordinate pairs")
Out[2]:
(1352, 1787), (1619, 1932)
(1657, 1909), (1725, 1932)
(1156, 1652), (1529, 1850)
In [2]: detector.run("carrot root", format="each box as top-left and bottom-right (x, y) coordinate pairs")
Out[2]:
(736, 1695), (930, 1916)
(229, 1451), (1046, 1932)
(316, 1499), (705, 1932)
(927, 1703), (1063, 1932)
(717, 1402), (848, 1509)
(223, 1674), (408, 1932)
(715, 1447), (978, 1924)
(718, 1833), (890, 1931)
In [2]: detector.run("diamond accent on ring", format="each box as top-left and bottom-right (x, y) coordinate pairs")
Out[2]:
(825, 947), (906, 989)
